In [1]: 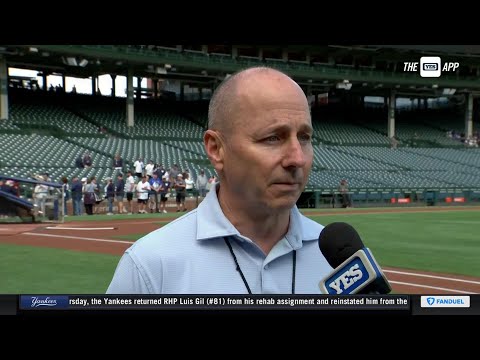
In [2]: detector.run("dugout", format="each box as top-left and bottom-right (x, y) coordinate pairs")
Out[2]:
(0, 189), (35, 222)
(0, 175), (65, 223)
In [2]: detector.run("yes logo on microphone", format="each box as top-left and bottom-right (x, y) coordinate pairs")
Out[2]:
(326, 259), (366, 294)
(319, 248), (387, 295)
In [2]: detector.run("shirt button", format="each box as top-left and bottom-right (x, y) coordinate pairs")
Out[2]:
(264, 265), (269, 270)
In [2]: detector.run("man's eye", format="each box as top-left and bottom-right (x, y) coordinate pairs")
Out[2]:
(299, 134), (312, 142)
(265, 136), (280, 142)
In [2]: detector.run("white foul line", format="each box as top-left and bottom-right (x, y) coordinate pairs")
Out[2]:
(20, 232), (480, 293)
(384, 269), (480, 285)
(45, 227), (116, 230)
(389, 281), (478, 294)
(23, 232), (134, 245)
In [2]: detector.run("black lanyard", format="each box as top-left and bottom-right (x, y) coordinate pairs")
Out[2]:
(224, 237), (296, 294)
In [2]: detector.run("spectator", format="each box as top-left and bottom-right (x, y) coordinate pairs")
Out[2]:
(133, 158), (144, 179)
(174, 173), (187, 212)
(184, 172), (195, 196)
(105, 178), (115, 215)
(149, 173), (162, 213)
(115, 173), (126, 214)
(145, 160), (155, 177)
(61, 176), (70, 216)
(83, 152), (92, 168)
(125, 170), (136, 214)
(196, 169), (208, 197)
(75, 155), (84, 169)
(71, 177), (83, 215)
(113, 153), (123, 171)
(82, 177), (95, 215)
(136, 176), (151, 214)
(159, 174), (171, 214)
(338, 179), (352, 208)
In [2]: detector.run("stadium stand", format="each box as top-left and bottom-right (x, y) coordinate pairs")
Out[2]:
(1, 45), (480, 208)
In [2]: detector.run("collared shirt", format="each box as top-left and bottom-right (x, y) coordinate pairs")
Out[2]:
(106, 183), (333, 294)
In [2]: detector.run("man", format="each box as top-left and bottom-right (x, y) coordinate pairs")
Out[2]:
(338, 179), (352, 208)
(145, 160), (155, 177)
(148, 173), (162, 213)
(82, 152), (92, 168)
(115, 173), (126, 214)
(174, 173), (187, 212)
(136, 175), (151, 214)
(133, 158), (144, 179)
(124, 170), (136, 214)
(70, 177), (83, 215)
(195, 169), (208, 197)
(107, 66), (332, 294)
(159, 174), (171, 214)
(113, 154), (123, 171)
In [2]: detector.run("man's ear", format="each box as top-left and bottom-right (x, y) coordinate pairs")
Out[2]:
(204, 130), (225, 172)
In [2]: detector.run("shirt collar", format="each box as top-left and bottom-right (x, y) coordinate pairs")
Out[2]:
(196, 183), (240, 240)
(196, 183), (317, 248)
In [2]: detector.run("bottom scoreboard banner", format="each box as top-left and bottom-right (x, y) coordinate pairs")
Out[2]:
(18, 294), (409, 310)
(0, 295), (476, 316)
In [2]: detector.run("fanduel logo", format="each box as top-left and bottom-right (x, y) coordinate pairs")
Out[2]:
(421, 296), (470, 308)
(328, 263), (364, 294)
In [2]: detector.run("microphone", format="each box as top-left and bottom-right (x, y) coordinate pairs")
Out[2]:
(318, 222), (392, 295)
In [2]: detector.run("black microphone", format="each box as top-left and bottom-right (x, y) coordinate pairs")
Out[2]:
(318, 222), (392, 295)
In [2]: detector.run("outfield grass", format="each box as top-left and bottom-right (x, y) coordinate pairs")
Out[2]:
(0, 243), (120, 293)
(112, 234), (147, 241)
(1, 209), (479, 293)
(309, 211), (480, 277)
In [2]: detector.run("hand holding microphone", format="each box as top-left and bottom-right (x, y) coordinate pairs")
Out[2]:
(318, 222), (392, 295)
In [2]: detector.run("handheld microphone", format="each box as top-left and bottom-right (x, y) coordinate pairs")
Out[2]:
(318, 222), (391, 295)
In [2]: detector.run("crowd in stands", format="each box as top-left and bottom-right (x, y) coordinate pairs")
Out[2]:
(447, 130), (480, 147)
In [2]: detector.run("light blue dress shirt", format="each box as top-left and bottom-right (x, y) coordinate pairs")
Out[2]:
(106, 183), (333, 294)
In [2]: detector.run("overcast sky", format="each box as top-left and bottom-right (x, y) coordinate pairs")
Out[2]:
(9, 67), (147, 96)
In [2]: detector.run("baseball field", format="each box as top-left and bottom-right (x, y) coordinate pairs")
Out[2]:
(1, 206), (479, 294)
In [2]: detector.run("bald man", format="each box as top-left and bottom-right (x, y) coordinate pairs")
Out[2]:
(107, 66), (332, 294)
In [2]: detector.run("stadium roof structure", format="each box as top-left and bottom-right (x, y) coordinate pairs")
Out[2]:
(2, 44), (480, 98)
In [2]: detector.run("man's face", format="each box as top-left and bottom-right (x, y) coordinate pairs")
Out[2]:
(218, 83), (313, 212)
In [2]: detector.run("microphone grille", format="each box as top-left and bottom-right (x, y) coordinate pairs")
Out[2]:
(319, 222), (365, 268)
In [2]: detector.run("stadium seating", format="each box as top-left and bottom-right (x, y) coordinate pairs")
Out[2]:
(2, 90), (480, 196)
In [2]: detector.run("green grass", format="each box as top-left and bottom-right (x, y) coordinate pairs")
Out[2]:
(1, 209), (480, 293)
(112, 234), (147, 241)
(310, 211), (480, 277)
(0, 243), (120, 293)
(89, 211), (480, 277)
